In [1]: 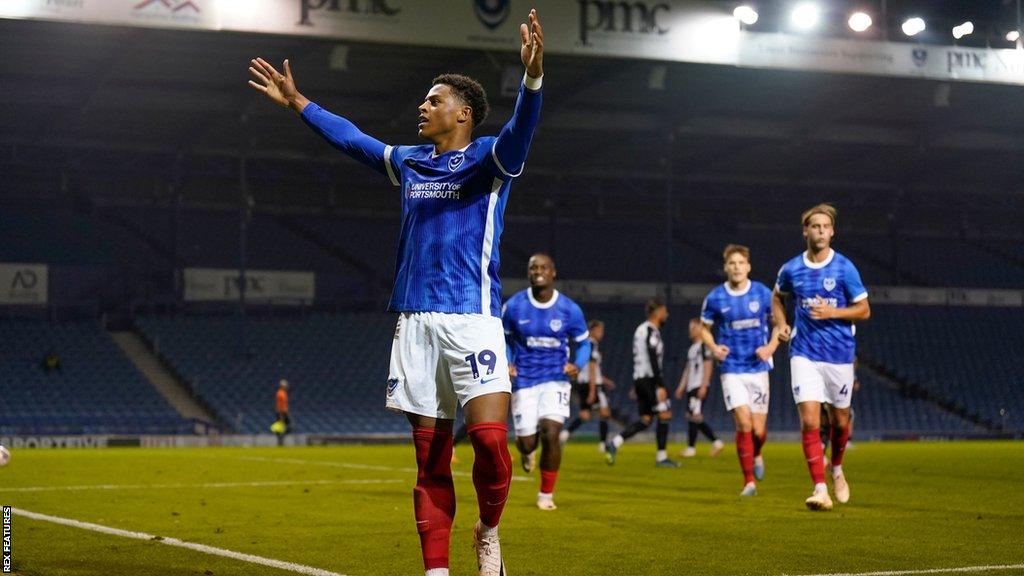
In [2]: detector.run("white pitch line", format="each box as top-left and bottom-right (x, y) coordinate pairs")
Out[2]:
(11, 507), (347, 576)
(791, 564), (1024, 576)
(0, 478), (402, 493)
(239, 455), (532, 482)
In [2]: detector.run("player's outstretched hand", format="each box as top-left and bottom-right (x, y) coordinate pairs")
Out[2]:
(563, 363), (580, 379)
(520, 9), (544, 78)
(778, 323), (792, 342)
(248, 57), (303, 110)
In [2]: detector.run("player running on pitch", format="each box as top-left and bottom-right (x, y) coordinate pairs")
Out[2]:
(699, 245), (780, 496)
(773, 203), (870, 511)
(503, 253), (590, 510)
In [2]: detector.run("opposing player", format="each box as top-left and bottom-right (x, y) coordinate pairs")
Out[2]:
(248, 9), (545, 575)
(560, 319), (616, 452)
(606, 299), (679, 468)
(673, 318), (724, 459)
(773, 203), (870, 511)
(504, 253), (590, 510)
(700, 245), (779, 496)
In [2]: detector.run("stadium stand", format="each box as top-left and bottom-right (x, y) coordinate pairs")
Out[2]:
(1, 204), (1019, 436)
(857, 305), (1024, 432)
(0, 318), (191, 435)
(135, 312), (405, 435)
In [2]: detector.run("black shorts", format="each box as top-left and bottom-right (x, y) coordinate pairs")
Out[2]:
(634, 377), (666, 417)
(573, 382), (607, 411)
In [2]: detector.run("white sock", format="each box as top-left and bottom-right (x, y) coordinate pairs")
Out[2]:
(612, 435), (624, 448)
(537, 491), (553, 500)
(832, 464), (843, 476)
(426, 569), (449, 576)
(755, 455), (764, 465)
(478, 522), (498, 540)
(814, 482), (828, 494)
(656, 449), (667, 461)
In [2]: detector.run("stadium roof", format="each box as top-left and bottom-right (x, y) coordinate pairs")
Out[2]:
(2, 16), (1024, 209)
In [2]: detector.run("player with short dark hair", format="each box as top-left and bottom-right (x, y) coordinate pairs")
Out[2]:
(605, 298), (679, 468)
(248, 9), (545, 574)
(773, 203), (871, 511)
(503, 253), (590, 510)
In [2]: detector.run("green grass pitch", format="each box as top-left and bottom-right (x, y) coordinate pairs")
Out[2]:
(1, 441), (1022, 576)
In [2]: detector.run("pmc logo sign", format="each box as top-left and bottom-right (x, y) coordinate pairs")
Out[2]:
(578, 0), (670, 45)
(474, 0), (510, 30)
(299, 0), (401, 26)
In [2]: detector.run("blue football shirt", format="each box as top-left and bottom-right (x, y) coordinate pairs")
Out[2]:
(775, 249), (868, 364)
(503, 289), (589, 391)
(701, 280), (775, 374)
(301, 76), (543, 317)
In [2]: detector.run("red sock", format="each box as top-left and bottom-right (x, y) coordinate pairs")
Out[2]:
(801, 428), (826, 485)
(540, 469), (558, 494)
(735, 431), (755, 484)
(830, 425), (851, 467)
(467, 422), (512, 528)
(753, 431), (766, 458)
(412, 427), (455, 571)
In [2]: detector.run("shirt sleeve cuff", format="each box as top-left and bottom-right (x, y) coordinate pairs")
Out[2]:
(851, 292), (869, 303)
(523, 73), (543, 91)
(300, 101), (320, 121)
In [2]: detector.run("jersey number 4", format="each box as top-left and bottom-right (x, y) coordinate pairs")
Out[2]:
(465, 349), (497, 380)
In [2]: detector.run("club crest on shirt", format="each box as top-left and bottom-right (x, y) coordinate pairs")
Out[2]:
(448, 153), (465, 171)
(823, 277), (837, 291)
(549, 318), (563, 332)
(748, 300), (760, 313)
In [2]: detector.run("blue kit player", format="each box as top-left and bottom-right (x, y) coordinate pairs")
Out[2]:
(503, 253), (590, 511)
(773, 203), (871, 512)
(700, 244), (780, 497)
(248, 9), (546, 575)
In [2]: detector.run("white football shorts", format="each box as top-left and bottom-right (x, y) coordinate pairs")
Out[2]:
(385, 312), (511, 419)
(512, 381), (572, 436)
(721, 372), (771, 414)
(790, 356), (855, 409)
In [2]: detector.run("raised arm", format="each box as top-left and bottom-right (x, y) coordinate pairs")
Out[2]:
(248, 57), (393, 179)
(491, 10), (544, 178)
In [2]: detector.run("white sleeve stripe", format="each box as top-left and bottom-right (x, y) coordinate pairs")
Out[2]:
(383, 145), (399, 186)
(851, 292), (869, 303)
(574, 330), (590, 343)
(774, 284), (788, 294)
(490, 140), (524, 178)
(701, 319), (714, 326)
